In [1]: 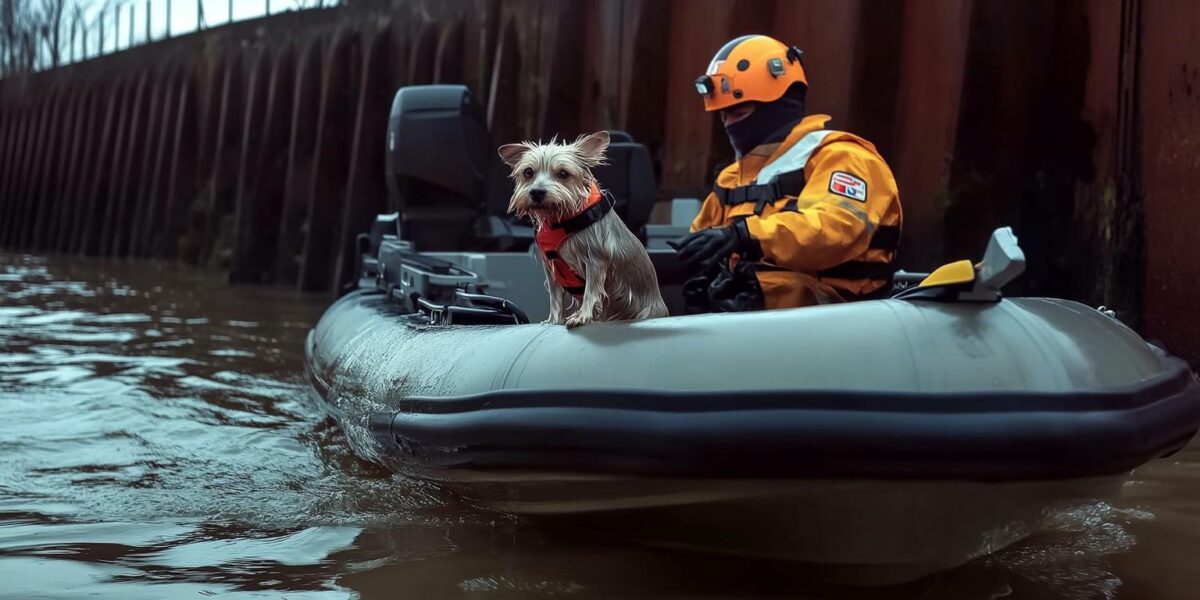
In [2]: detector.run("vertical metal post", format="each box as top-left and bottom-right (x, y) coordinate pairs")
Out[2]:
(166, 0), (172, 38)
(100, 7), (106, 53)
(146, 0), (151, 43)
(198, 0), (205, 30)
(129, 3), (135, 47)
(229, 0), (234, 25)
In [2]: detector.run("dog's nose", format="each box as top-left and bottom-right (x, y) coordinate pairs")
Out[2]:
(530, 188), (547, 204)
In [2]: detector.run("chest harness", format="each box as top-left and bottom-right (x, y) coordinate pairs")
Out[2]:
(535, 183), (614, 298)
(713, 130), (901, 282)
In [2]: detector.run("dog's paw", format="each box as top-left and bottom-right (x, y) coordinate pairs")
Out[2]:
(563, 313), (593, 329)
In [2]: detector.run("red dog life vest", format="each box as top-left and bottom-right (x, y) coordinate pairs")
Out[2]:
(534, 183), (614, 298)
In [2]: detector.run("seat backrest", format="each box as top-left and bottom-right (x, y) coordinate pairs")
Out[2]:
(385, 85), (492, 250)
(592, 140), (657, 235)
(607, 130), (635, 143)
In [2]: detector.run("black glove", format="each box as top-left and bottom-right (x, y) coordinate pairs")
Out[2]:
(708, 262), (765, 312)
(667, 220), (762, 274)
(681, 273), (715, 315)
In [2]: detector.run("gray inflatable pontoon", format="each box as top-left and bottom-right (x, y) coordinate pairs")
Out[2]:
(305, 227), (1200, 583)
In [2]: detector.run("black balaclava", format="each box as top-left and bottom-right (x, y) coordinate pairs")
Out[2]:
(724, 83), (808, 157)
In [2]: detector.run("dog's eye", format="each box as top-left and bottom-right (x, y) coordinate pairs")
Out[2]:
(556, 170), (570, 180)
(522, 168), (534, 179)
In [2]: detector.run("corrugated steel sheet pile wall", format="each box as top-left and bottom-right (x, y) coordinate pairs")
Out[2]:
(0, 0), (1196, 364)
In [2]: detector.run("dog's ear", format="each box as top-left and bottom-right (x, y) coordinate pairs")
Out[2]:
(498, 143), (530, 167)
(575, 131), (610, 166)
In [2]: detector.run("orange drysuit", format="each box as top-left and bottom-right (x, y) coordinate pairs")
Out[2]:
(691, 114), (903, 308)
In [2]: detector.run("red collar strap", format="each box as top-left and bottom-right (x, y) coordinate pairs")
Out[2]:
(535, 183), (614, 297)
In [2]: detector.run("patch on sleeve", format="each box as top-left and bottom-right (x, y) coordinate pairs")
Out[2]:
(829, 171), (868, 202)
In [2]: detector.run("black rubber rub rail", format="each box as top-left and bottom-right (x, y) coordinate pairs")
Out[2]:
(346, 358), (1200, 482)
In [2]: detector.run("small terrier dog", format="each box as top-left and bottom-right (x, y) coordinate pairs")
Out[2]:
(499, 131), (668, 328)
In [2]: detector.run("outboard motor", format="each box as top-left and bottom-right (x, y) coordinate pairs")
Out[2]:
(385, 85), (506, 251)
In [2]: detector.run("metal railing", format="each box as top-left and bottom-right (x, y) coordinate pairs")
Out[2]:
(3, 0), (342, 76)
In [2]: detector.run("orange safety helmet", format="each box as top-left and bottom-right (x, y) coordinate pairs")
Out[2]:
(695, 35), (807, 112)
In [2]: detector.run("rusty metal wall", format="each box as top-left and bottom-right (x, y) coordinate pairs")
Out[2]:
(0, 0), (1192, 362)
(1141, 1), (1200, 365)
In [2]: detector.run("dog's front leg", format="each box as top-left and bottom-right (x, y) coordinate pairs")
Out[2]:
(564, 256), (607, 328)
(542, 261), (569, 325)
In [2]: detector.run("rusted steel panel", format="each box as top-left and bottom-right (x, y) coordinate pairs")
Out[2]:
(230, 46), (275, 275)
(53, 88), (101, 253)
(25, 89), (67, 250)
(888, 0), (973, 270)
(198, 54), (246, 267)
(944, 0), (1060, 265)
(34, 89), (84, 251)
(770, 1), (860, 127)
(125, 73), (168, 257)
(333, 32), (395, 292)
(409, 21), (440, 86)
(1106, 0), (1145, 327)
(46, 88), (89, 252)
(460, 0), (499, 100)
(95, 76), (139, 255)
(487, 18), (524, 146)
(1141, 0), (1200, 364)
(577, 0), (622, 136)
(843, 2), (905, 160)
(100, 71), (149, 257)
(160, 77), (198, 259)
(0, 107), (10, 177)
(298, 28), (361, 292)
(0, 104), (14, 218)
(8, 92), (55, 248)
(0, 108), (12, 240)
(243, 44), (298, 280)
(79, 80), (130, 256)
(7, 96), (39, 247)
(0, 103), (28, 245)
(537, 6), (586, 139)
(433, 20), (465, 84)
(230, 47), (284, 283)
(274, 39), (324, 284)
(1074, 0), (1140, 322)
(660, 0), (737, 192)
(5, 94), (42, 247)
(136, 73), (179, 257)
(616, 0), (670, 156)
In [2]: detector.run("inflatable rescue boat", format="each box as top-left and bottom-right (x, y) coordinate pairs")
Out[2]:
(306, 220), (1200, 582)
(305, 85), (1200, 582)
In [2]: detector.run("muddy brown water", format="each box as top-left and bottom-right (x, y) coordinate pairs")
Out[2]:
(1, 253), (1199, 599)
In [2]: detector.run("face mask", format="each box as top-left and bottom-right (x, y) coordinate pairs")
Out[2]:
(723, 88), (807, 157)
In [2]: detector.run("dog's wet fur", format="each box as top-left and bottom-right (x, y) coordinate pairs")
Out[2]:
(499, 131), (668, 327)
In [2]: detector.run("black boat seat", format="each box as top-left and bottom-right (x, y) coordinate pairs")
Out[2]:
(386, 85), (659, 251)
(592, 139), (657, 236)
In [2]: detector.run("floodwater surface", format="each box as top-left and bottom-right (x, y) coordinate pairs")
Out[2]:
(1, 254), (1199, 599)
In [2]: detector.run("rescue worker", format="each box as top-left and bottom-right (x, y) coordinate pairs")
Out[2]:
(670, 35), (903, 311)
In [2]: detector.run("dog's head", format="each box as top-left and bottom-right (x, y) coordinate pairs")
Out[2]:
(498, 131), (610, 221)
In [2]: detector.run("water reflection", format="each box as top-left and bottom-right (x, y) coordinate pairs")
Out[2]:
(0, 254), (1197, 599)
